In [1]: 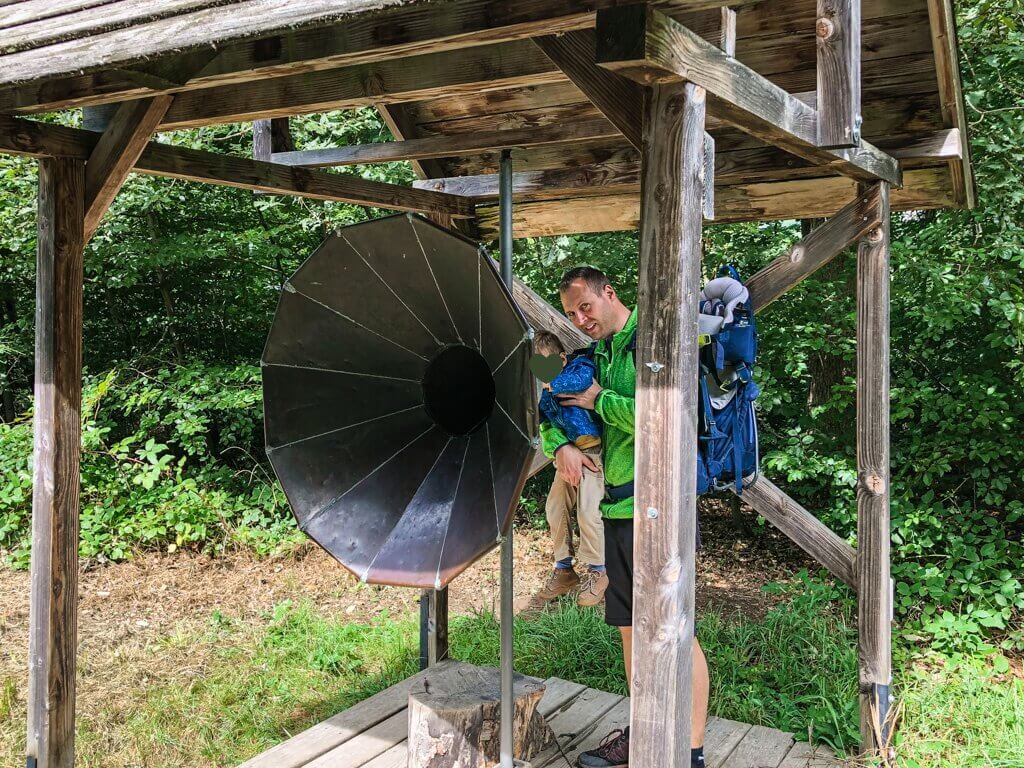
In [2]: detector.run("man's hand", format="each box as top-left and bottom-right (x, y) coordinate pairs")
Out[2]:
(556, 379), (603, 411)
(554, 444), (599, 487)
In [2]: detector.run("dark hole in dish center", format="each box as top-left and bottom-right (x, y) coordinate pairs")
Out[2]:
(422, 345), (495, 436)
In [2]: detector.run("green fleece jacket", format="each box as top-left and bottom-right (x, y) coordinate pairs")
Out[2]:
(539, 308), (637, 519)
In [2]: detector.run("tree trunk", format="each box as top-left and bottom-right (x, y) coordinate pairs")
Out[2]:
(407, 666), (552, 767)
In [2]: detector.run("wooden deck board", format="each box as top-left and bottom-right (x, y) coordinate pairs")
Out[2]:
(239, 666), (843, 768)
(719, 724), (797, 768)
(237, 660), (470, 768)
(705, 717), (754, 768)
(777, 740), (848, 768)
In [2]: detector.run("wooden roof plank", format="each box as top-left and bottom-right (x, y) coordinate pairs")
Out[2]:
(158, 39), (563, 130)
(534, 30), (643, 150)
(0, 0), (121, 31)
(0, 1), (241, 53)
(0, 0), (759, 90)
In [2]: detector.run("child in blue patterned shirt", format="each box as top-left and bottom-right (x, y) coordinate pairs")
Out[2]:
(516, 331), (608, 613)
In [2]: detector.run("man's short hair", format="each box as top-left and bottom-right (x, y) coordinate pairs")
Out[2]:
(532, 330), (565, 355)
(559, 266), (611, 296)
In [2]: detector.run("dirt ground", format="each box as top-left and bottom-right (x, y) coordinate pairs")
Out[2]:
(0, 501), (801, 692)
(0, 501), (809, 764)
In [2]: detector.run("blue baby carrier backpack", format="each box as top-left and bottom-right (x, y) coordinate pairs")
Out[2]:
(696, 265), (761, 495)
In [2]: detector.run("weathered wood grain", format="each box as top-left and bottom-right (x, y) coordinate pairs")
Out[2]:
(927, 0), (976, 208)
(631, 80), (706, 768)
(0, 0), (234, 53)
(159, 40), (564, 130)
(271, 118), (617, 168)
(27, 156), (85, 768)
(238, 661), (469, 768)
(719, 724), (794, 768)
(533, 30), (645, 150)
(474, 167), (953, 237)
(83, 95), (172, 240)
(0, 115), (474, 218)
(855, 182), (892, 755)
(736, 476), (857, 590)
(746, 183), (883, 312)
(595, 6), (901, 186)
(0, 1), (751, 115)
(426, 587), (449, 666)
(252, 117), (294, 161)
(816, 0), (861, 149)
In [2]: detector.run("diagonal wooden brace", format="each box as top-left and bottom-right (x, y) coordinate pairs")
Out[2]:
(84, 95), (172, 241)
(734, 476), (857, 590)
(746, 182), (885, 311)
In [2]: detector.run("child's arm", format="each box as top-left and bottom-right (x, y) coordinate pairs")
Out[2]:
(549, 358), (596, 394)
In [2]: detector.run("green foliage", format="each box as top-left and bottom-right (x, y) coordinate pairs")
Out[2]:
(0, 364), (298, 567)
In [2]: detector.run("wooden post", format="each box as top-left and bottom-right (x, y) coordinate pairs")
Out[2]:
(252, 117), (294, 161)
(816, 0), (861, 149)
(632, 81), (706, 767)
(419, 587), (449, 669)
(26, 156), (85, 768)
(856, 182), (892, 755)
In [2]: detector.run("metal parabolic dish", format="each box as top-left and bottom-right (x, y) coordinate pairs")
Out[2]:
(261, 214), (537, 589)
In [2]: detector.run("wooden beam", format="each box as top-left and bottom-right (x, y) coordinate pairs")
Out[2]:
(856, 182), (892, 754)
(886, 127), (962, 165)
(0, 115), (475, 218)
(735, 476), (857, 589)
(83, 95), (172, 240)
(533, 30), (643, 150)
(271, 119), (618, 168)
(158, 40), (564, 131)
(926, 0), (976, 208)
(473, 167), (953, 237)
(631, 80), (706, 766)
(376, 103), (450, 182)
(595, 6), (901, 186)
(816, 0), (861, 149)
(27, 155), (85, 768)
(0, 0), (760, 112)
(416, 130), (960, 202)
(252, 117), (294, 161)
(746, 183), (884, 311)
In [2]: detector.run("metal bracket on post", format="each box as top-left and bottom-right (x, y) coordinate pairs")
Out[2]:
(498, 147), (515, 768)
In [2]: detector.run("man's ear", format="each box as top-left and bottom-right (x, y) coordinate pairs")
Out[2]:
(603, 284), (617, 302)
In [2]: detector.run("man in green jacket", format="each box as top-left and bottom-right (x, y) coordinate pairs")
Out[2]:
(539, 266), (709, 768)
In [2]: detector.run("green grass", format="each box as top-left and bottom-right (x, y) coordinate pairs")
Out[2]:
(2, 587), (1020, 767)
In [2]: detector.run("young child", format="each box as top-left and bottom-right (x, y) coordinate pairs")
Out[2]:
(517, 330), (608, 612)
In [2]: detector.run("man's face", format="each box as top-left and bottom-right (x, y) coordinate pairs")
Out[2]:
(560, 280), (616, 340)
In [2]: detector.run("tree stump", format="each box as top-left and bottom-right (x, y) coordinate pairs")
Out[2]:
(407, 665), (553, 767)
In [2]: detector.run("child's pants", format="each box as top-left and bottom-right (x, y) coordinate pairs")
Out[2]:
(546, 446), (605, 567)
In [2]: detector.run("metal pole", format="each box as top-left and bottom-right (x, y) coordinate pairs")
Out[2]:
(498, 148), (515, 768)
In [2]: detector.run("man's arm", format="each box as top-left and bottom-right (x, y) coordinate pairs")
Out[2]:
(595, 389), (635, 434)
(539, 419), (571, 459)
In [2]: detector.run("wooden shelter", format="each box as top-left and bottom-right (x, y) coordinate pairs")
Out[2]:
(1, 1), (974, 766)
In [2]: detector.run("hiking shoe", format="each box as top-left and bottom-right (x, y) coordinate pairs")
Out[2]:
(577, 569), (609, 608)
(578, 727), (629, 767)
(514, 568), (580, 613)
